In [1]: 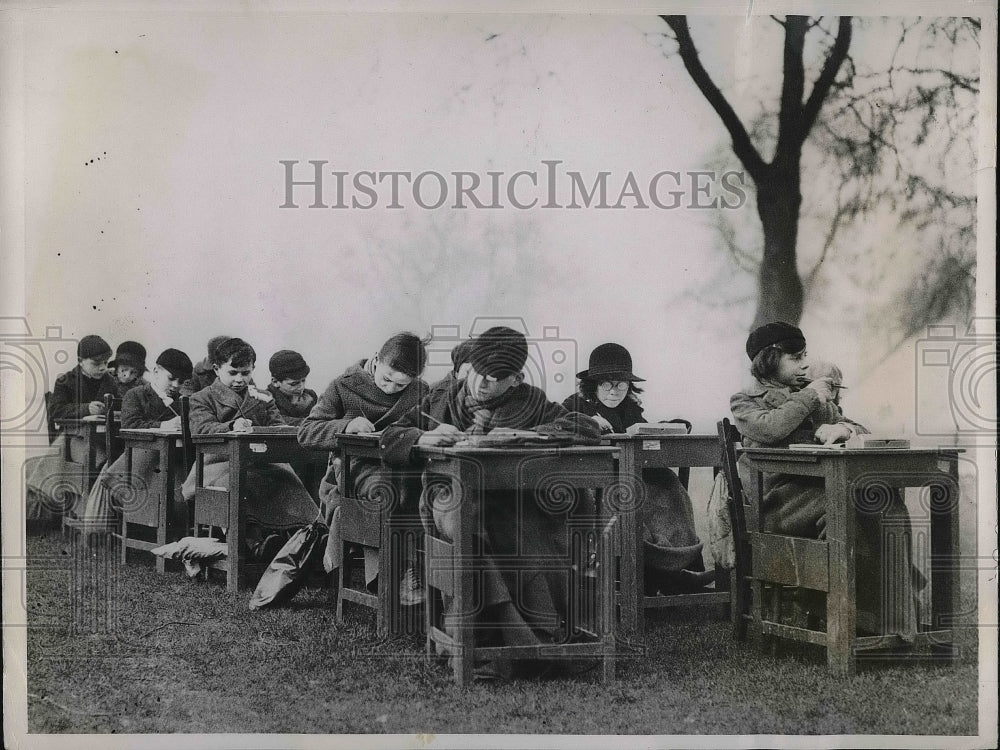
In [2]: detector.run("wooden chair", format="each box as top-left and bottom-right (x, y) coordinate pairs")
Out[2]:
(716, 419), (751, 639)
(336, 458), (421, 639)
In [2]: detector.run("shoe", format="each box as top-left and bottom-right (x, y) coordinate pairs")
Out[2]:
(474, 659), (514, 681)
(399, 565), (425, 606)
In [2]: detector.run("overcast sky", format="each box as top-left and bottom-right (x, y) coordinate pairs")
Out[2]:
(4, 4), (993, 433)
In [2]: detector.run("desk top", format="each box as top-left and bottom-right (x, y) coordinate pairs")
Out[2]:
(605, 432), (715, 442)
(742, 446), (963, 458)
(120, 427), (182, 437)
(191, 426), (300, 442)
(416, 444), (616, 458)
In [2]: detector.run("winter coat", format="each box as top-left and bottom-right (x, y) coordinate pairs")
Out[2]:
(381, 376), (602, 648)
(48, 365), (119, 421)
(296, 359), (428, 575)
(266, 384), (318, 426)
(180, 380), (318, 530)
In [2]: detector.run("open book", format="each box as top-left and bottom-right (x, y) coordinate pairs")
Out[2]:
(453, 429), (571, 448)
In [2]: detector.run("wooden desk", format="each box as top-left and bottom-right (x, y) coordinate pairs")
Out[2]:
(741, 446), (961, 675)
(416, 444), (619, 685)
(118, 428), (186, 571)
(191, 429), (329, 591)
(54, 416), (108, 498)
(607, 433), (728, 646)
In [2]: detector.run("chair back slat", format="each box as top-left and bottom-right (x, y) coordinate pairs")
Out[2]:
(44, 391), (58, 444)
(104, 394), (123, 459)
(180, 396), (193, 471)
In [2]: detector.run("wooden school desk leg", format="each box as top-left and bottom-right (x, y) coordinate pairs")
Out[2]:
(120, 445), (135, 565)
(930, 458), (961, 664)
(155, 445), (170, 574)
(451, 461), (475, 687)
(617, 442), (642, 648)
(227, 441), (243, 594)
(600, 511), (618, 683)
(748, 467), (765, 654)
(826, 460), (856, 677)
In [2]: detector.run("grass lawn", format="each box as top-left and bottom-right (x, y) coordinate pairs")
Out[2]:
(21, 527), (979, 737)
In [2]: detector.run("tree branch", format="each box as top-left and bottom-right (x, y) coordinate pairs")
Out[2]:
(800, 16), (852, 144)
(661, 15), (767, 180)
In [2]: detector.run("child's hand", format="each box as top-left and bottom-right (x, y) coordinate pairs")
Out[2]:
(160, 416), (181, 430)
(804, 377), (835, 403)
(345, 416), (376, 434)
(592, 414), (614, 433)
(814, 423), (852, 445)
(232, 417), (253, 433)
(88, 401), (106, 416)
(417, 424), (463, 447)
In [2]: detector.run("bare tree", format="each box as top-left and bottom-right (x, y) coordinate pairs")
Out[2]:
(660, 15), (979, 336)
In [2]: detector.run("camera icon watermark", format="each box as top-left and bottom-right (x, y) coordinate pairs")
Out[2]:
(0, 317), (78, 445)
(915, 318), (997, 440)
(426, 316), (578, 398)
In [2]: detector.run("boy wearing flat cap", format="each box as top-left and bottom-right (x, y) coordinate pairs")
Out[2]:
(48, 334), (120, 421)
(26, 334), (120, 520)
(267, 350), (318, 427)
(380, 326), (602, 668)
(81, 348), (196, 533)
(109, 340), (147, 396)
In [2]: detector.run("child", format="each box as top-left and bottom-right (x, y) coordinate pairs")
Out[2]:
(26, 334), (120, 519)
(48, 334), (119, 421)
(81, 349), (194, 533)
(431, 337), (476, 388)
(297, 332), (429, 598)
(381, 326), (602, 667)
(563, 342), (712, 594)
(181, 337), (319, 559)
(109, 340), (147, 395)
(180, 334), (231, 396)
(731, 321), (918, 635)
(267, 350), (318, 426)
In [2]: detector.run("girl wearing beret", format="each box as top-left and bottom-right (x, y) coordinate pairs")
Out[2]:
(731, 322), (920, 635)
(563, 343), (712, 595)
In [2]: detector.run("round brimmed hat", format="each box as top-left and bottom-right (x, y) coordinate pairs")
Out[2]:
(155, 348), (193, 380)
(576, 343), (645, 382)
(77, 335), (112, 361)
(468, 326), (528, 378)
(269, 350), (310, 381)
(745, 322), (806, 360)
(109, 341), (147, 372)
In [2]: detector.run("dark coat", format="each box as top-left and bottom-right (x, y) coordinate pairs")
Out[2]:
(382, 376), (603, 647)
(266, 384), (318, 426)
(48, 365), (119, 421)
(179, 359), (216, 397)
(381, 377), (601, 466)
(561, 392), (645, 433)
(121, 383), (180, 428)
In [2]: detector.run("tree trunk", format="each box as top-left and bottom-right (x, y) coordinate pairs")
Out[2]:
(753, 171), (804, 327)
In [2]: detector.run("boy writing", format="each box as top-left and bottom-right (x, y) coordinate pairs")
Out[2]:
(380, 326), (602, 666)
